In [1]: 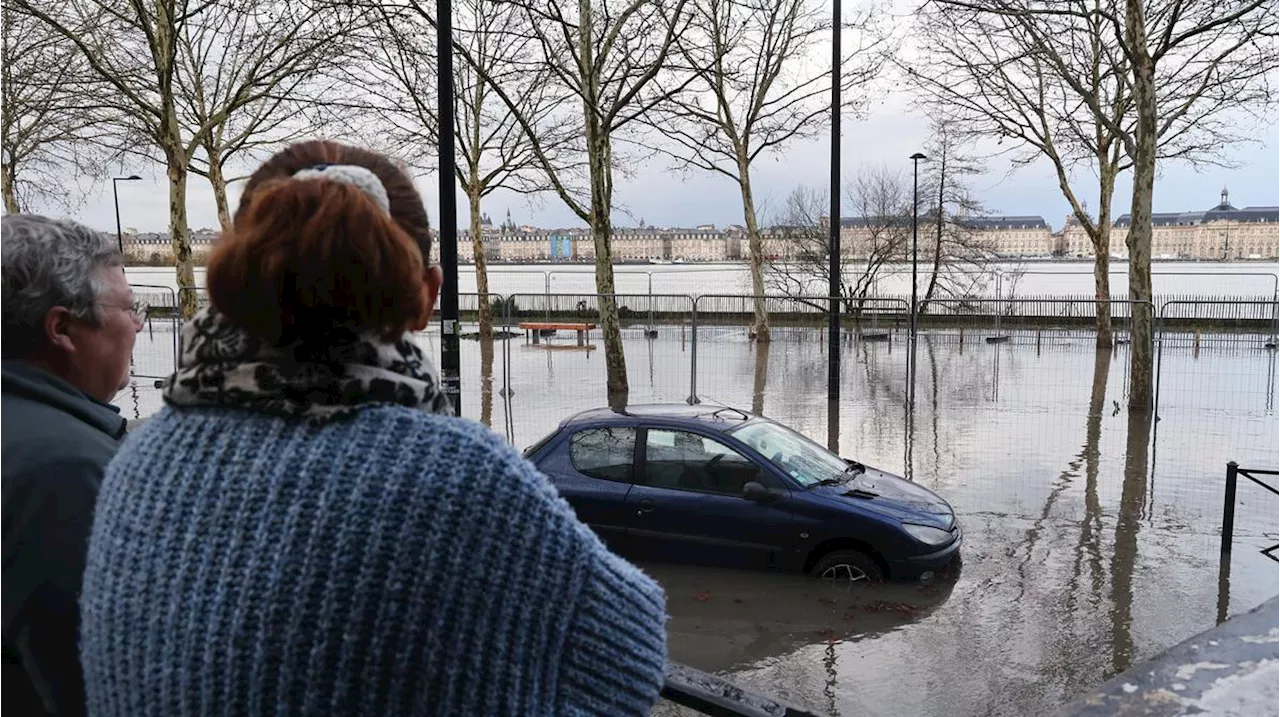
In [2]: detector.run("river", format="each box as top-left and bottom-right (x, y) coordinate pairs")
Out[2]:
(126, 260), (1280, 298)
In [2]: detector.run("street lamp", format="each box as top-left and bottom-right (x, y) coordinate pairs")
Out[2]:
(436, 0), (461, 415)
(828, 0), (842, 402)
(909, 152), (927, 419)
(113, 175), (142, 253)
(909, 153), (927, 337)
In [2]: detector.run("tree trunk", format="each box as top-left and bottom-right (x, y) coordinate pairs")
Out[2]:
(163, 131), (197, 319)
(1, 163), (19, 213)
(1092, 166), (1116, 349)
(738, 160), (770, 342)
(579, 0), (626, 408)
(1091, 235), (1113, 349)
(592, 210), (628, 407)
(469, 187), (493, 338)
(207, 151), (233, 234)
(751, 339), (770, 415)
(1125, 0), (1156, 411)
(479, 334), (494, 427)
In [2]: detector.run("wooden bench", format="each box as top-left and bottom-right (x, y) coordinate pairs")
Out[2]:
(518, 322), (597, 346)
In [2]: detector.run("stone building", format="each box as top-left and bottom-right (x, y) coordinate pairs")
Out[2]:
(836, 214), (1051, 259)
(1114, 189), (1278, 260)
(958, 216), (1052, 257)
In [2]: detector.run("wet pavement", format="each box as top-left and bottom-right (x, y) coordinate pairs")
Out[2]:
(120, 322), (1279, 717)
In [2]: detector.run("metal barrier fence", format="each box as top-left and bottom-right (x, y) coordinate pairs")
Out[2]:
(129, 284), (180, 381)
(125, 289), (1278, 459)
(498, 293), (697, 449)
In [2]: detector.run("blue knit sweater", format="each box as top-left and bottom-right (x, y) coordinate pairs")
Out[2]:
(79, 406), (667, 716)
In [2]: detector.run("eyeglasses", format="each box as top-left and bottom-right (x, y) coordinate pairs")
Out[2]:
(96, 299), (149, 319)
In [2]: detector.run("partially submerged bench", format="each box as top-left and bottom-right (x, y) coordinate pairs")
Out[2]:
(518, 322), (596, 346)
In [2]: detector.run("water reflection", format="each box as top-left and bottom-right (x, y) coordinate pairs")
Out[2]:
(644, 562), (958, 674)
(1069, 350), (1111, 615)
(1110, 408), (1153, 675)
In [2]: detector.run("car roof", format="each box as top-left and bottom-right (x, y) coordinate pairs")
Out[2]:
(561, 403), (760, 431)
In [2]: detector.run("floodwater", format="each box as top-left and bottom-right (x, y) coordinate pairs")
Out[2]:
(118, 321), (1279, 717)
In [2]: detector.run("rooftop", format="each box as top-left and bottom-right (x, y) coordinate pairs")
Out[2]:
(1115, 189), (1280, 227)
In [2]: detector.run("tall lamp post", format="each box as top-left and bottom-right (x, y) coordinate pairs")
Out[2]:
(909, 153), (927, 337)
(436, 0), (461, 415)
(828, 0), (842, 401)
(112, 175), (142, 253)
(908, 152), (926, 419)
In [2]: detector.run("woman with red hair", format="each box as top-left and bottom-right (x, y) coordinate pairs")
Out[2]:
(79, 141), (668, 717)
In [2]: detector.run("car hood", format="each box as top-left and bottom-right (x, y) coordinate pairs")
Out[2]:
(814, 467), (955, 529)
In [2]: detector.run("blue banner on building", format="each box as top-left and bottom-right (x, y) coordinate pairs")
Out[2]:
(549, 234), (572, 259)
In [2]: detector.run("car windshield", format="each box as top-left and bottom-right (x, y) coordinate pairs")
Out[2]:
(730, 419), (849, 488)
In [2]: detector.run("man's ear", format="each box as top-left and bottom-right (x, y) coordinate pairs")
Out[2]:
(42, 306), (77, 354)
(413, 265), (443, 331)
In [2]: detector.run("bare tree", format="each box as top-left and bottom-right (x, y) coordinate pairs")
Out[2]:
(647, 0), (886, 342)
(1, 1), (120, 213)
(177, 0), (361, 233)
(917, 121), (997, 314)
(363, 0), (573, 338)
(908, 0), (1133, 347)
(917, 0), (1277, 409)
(764, 170), (910, 316)
(16, 0), (358, 316)
(371, 0), (694, 404)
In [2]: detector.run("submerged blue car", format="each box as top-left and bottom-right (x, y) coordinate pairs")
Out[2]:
(524, 405), (961, 582)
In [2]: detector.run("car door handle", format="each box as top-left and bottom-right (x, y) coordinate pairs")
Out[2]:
(635, 499), (655, 516)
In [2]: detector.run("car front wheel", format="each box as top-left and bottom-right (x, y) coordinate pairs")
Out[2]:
(811, 549), (884, 584)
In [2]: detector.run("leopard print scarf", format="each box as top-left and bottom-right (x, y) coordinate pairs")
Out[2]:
(163, 307), (452, 421)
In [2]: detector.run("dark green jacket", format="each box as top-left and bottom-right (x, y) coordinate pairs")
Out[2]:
(2, 360), (125, 715)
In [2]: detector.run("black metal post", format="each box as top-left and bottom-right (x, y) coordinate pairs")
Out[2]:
(909, 154), (926, 337)
(1221, 461), (1238, 555)
(828, 0), (841, 401)
(908, 154), (925, 413)
(111, 175), (140, 254)
(113, 180), (124, 253)
(436, 0), (461, 415)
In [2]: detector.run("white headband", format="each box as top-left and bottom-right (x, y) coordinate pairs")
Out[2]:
(292, 164), (391, 216)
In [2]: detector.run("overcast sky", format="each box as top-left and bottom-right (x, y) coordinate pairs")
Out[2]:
(36, 38), (1280, 236)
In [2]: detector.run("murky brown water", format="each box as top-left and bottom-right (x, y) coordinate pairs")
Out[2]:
(120, 321), (1279, 717)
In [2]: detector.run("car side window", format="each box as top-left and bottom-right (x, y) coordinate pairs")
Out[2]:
(569, 427), (637, 482)
(644, 429), (762, 496)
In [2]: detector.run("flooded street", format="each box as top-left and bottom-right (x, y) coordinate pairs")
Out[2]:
(120, 321), (1278, 716)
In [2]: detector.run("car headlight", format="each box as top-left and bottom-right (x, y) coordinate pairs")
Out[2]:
(903, 523), (952, 546)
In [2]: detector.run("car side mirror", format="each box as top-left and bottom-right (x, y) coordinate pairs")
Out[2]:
(743, 481), (777, 503)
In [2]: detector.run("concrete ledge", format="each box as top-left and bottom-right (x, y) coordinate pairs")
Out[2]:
(1054, 597), (1278, 717)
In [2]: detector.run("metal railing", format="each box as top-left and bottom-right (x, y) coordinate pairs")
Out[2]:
(126, 288), (1279, 441)
(661, 662), (819, 717)
(1221, 461), (1279, 559)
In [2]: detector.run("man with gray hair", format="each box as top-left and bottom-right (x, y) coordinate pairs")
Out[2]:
(2, 213), (142, 715)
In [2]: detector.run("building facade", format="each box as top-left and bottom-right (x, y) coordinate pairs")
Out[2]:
(1120, 189), (1278, 260)
(1064, 189), (1280, 260)
(959, 216), (1053, 257)
(121, 190), (1277, 265)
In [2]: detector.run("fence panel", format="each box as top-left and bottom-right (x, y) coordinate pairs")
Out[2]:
(906, 298), (1155, 519)
(129, 284), (180, 380)
(500, 293), (696, 449)
(1153, 300), (1279, 541)
(689, 295), (911, 473)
